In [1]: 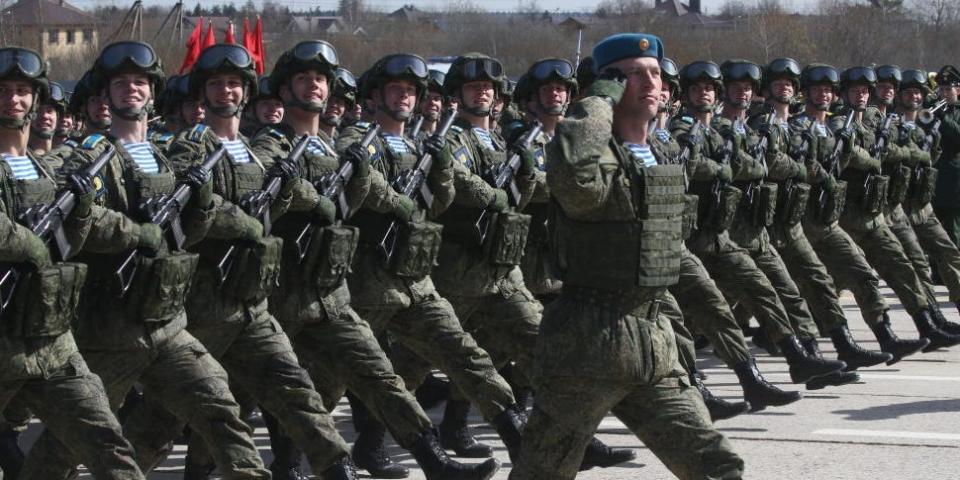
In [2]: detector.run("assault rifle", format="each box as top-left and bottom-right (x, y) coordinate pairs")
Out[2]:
(869, 113), (896, 159)
(0, 144), (115, 314)
(114, 146), (227, 294)
(818, 110), (855, 215)
(474, 121), (542, 244)
(378, 110), (457, 263)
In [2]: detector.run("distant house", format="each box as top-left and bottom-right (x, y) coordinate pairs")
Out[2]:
(654, 0), (703, 16)
(286, 16), (350, 35)
(1, 0), (101, 58)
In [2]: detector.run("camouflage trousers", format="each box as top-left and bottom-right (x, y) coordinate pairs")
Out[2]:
(348, 252), (516, 421)
(840, 213), (930, 316)
(767, 221), (847, 335)
(20, 329), (265, 479)
(669, 246), (751, 368)
(2, 351), (144, 480)
(116, 268), (348, 476)
(901, 204), (960, 304)
(803, 219), (889, 326)
(933, 206), (960, 246)
(509, 290), (744, 480)
(688, 231), (796, 343)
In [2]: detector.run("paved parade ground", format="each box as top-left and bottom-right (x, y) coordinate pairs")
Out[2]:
(47, 285), (960, 479)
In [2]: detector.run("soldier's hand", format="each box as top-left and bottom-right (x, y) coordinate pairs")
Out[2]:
(312, 196), (337, 225)
(184, 165), (213, 208)
(793, 162), (808, 181)
(512, 144), (537, 177)
(343, 142), (371, 178)
(423, 134), (447, 159)
(392, 196), (416, 223)
(591, 67), (628, 104)
(822, 175), (838, 191)
(717, 164), (733, 182)
(67, 173), (95, 217)
(137, 223), (163, 257)
(488, 189), (509, 212)
(237, 214), (264, 242)
(269, 159), (300, 195)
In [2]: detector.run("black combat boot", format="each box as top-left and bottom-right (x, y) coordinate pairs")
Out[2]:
(579, 437), (636, 471)
(349, 393), (409, 479)
(321, 455), (358, 480)
(182, 462), (214, 480)
(931, 304), (960, 335)
(777, 335), (846, 384)
(732, 358), (802, 411)
(829, 325), (893, 370)
(691, 372), (750, 421)
(0, 429), (24, 480)
(490, 405), (525, 462)
(912, 309), (960, 352)
(800, 338), (860, 390)
(409, 429), (500, 480)
(869, 314), (929, 365)
(439, 399), (493, 458)
(415, 373), (451, 411)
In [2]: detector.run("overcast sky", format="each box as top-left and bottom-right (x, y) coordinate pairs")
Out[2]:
(67, 0), (825, 15)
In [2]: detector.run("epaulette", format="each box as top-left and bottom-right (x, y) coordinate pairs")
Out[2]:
(186, 124), (209, 142)
(80, 133), (106, 150)
(680, 116), (695, 124)
(449, 125), (463, 134)
(155, 132), (174, 142)
(355, 121), (372, 130)
(63, 139), (79, 148)
(262, 126), (285, 140)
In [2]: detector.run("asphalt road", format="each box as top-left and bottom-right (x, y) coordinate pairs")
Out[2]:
(27, 285), (960, 479)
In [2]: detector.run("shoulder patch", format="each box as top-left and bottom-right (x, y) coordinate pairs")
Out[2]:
(187, 124), (209, 142)
(80, 133), (106, 150)
(453, 146), (473, 169)
(534, 147), (546, 171)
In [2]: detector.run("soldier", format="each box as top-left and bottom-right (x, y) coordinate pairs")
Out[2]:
(831, 66), (960, 350)
(157, 73), (205, 134)
(670, 60), (851, 390)
(27, 81), (66, 154)
(654, 57), (802, 419)
(240, 75), (283, 137)
(319, 67), (357, 139)
(410, 69), (447, 141)
(18, 41), (270, 479)
(509, 33), (744, 480)
(573, 55), (595, 101)
(245, 41), (500, 480)
(43, 69), (113, 170)
(717, 58), (890, 372)
(933, 65), (960, 244)
(0, 45), (147, 480)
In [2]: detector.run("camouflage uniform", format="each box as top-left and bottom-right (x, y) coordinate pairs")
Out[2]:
(933, 104), (960, 243)
(19, 134), (269, 480)
(0, 149), (145, 480)
(510, 77), (743, 480)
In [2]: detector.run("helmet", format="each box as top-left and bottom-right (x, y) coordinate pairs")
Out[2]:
(46, 81), (68, 117)
(720, 59), (762, 93)
(679, 61), (723, 94)
(0, 46), (50, 129)
(329, 68), (357, 109)
(269, 40), (338, 113)
(900, 69), (931, 95)
(800, 63), (840, 91)
(513, 58), (577, 115)
(660, 57), (680, 97)
(188, 43), (257, 118)
(875, 64), (902, 88)
(427, 69), (446, 94)
(763, 57), (801, 92)
(68, 69), (109, 129)
(444, 53), (506, 116)
(91, 41), (165, 120)
(936, 65), (960, 87)
(840, 66), (877, 91)
(365, 54), (429, 122)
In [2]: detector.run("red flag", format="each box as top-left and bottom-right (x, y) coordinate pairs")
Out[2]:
(224, 21), (236, 44)
(242, 17), (253, 50)
(178, 16), (203, 73)
(202, 21), (215, 49)
(254, 16), (265, 74)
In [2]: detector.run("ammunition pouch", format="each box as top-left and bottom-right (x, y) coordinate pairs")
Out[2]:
(886, 165), (911, 207)
(704, 184), (741, 232)
(817, 180), (847, 224)
(124, 252), (199, 322)
(910, 166), (937, 207)
(387, 220), (443, 278)
(861, 174), (889, 214)
(681, 194), (699, 240)
(303, 225), (359, 288)
(776, 182), (810, 226)
(223, 236), (284, 301)
(4, 263), (86, 338)
(751, 183), (778, 227)
(485, 211), (531, 266)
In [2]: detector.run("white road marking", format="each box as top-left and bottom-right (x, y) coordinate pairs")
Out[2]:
(814, 428), (960, 441)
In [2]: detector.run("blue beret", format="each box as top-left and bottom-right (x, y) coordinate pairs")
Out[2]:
(592, 34), (664, 71)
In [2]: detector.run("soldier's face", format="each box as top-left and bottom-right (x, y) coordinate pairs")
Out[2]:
(687, 81), (716, 109)
(0, 80), (34, 123)
(34, 104), (58, 132)
(609, 56), (661, 119)
(724, 80), (752, 110)
(204, 73), (245, 109)
(58, 113), (74, 132)
(322, 96), (346, 125)
(108, 73), (151, 110)
(940, 85), (959, 103)
(844, 85), (870, 111)
(898, 88), (923, 111)
(256, 98), (283, 125)
(806, 84), (834, 111)
(460, 81), (494, 110)
(537, 81), (569, 115)
(419, 91), (443, 119)
(875, 81), (896, 106)
(86, 94), (111, 124)
(769, 79), (794, 104)
(659, 85), (671, 112)
(491, 97), (505, 118)
(181, 99), (205, 125)
(286, 71), (329, 105)
(379, 80), (418, 117)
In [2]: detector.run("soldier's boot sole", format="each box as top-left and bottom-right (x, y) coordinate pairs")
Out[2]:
(805, 370), (860, 390)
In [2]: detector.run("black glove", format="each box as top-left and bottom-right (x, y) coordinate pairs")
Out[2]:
(423, 134), (446, 158)
(67, 173), (95, 217)
(269, 159), (299, 195)
(343, 142), (371, 178)
(511, 142), (538, 177)
(184, 165), (213, 208)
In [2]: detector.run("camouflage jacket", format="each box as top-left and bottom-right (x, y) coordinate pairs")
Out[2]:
(934, 105), (960, 208)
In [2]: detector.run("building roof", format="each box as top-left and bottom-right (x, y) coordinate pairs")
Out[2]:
(2, 0), (99, 26)
(286, 16), (348, 34)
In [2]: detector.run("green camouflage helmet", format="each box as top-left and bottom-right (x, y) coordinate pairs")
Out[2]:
(189, 43), (258, 118)
(800, 63), (840, 91)
(444, 52), (506, 116)
(513, 58), (577, 115)
(91, 41), (165, 120)
(269, 40), (338, 113)
(0, 46), (50, 129)
(331, 67), (358, 108)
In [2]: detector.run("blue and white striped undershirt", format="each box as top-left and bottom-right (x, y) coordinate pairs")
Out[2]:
(221, 138), (251, 164)
(123, 142), (159, 174)
(306, 136), (330, 157)
(1, 153), (39, 180)
(624, 143), (657, 167)
(473, 128), (496, 151)
(383, 133), (410, 154)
